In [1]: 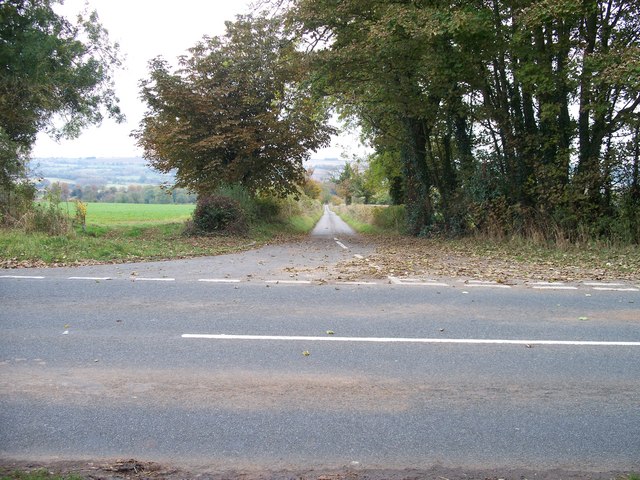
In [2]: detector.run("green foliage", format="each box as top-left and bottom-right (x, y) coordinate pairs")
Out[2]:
(21, 184), (71, 235)
(135, 14), (333, 197)
(190, 194), (248, 235)
(0, 469), (83, 480)
(0, 0), (123, 196)
(291, 0), (640, 243)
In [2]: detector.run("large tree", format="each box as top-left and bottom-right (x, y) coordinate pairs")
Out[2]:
(0, 0), (123, 194)
(291, 0), (640, 240)
(135, 15), (334, 197)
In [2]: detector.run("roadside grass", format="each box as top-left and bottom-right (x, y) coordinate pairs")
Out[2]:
(0, 201), (319, 268)
(0, 470), (82, 480)
(333, 204), (640, 282)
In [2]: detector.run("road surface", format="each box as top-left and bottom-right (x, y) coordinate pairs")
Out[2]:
(1, 208), (639, 477)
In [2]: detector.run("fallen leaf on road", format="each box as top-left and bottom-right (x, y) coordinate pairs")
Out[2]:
(302, 350), (310, 356)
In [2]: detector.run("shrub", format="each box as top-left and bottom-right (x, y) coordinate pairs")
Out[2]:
(190, 194), (247, 235)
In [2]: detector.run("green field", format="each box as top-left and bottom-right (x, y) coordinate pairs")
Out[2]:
(69, 202), (195, 226)
(0, 201), (320, 267)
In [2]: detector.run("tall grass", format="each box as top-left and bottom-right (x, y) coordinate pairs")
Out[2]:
(333, 204), (406, 234)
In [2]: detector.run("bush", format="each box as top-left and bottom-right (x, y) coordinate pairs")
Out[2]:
(189, 194), (248, 235)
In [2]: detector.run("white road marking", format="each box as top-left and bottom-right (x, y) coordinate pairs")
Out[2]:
(592, 287), (639, 292)
(388, 276), (449, 287)
(337, 281), (379, 285)
(466, 283), (511, 289)
(583, 282), (625, 286)
(68, 276), (111, 281)
(335, 240), (349, 250)
(533, 286), (579, 290)
(198, 279), (241, 283)
(182, 333), (640, 347)
(265, 280), (312, 285)
(354, 254), (364, 259)
(0, 275), (45, 279)
(132, 277), (175, 282)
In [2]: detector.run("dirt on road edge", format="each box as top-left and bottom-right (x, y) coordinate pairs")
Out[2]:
(0, 459), (635, 480)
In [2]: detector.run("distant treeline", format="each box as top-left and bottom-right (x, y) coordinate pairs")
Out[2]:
(48, 183), (196, 204)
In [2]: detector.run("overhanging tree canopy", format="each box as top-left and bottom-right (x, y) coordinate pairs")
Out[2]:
(0, 0), (123, 191)
(135, 15), (334, 197)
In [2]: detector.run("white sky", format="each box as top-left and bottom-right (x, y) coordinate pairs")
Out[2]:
(32, 0), (364, 160)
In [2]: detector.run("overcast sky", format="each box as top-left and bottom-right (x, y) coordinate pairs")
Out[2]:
(32, 0), (363, 160)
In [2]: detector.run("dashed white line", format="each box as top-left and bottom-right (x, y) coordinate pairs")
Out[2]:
(335, 240), (349, 250)
(198, 278), (241, 283)
(68, 276), (111, 281)
(533, 286), (579, 290)
(182, 334), (640, 347)
(265, 280), (312, 285)
(592, 287), (639, 292)
(337, 281), (379, 285)
(583, 282), (625, 286)
(132, 277), (175, 282)
(354, 254), (364, 260)
(388, 276), (449, 287)
(0, 275), (45, 279)
(466, 283), (511, 289)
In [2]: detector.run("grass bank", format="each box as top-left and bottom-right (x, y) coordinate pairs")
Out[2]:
(333, 204), (640, 282)
(1, 199), (321, 268)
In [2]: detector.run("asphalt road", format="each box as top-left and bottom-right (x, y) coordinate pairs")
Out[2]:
(1, 209), (639, 475)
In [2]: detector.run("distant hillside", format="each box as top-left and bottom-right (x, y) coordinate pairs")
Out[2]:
(305, 157), (345, 181)
(30, 156), (345, 187)
(30, 157), (175, 187)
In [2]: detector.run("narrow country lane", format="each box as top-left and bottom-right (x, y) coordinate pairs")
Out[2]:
(1, 208), (639, 479)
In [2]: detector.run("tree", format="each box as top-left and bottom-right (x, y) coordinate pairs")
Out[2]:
(290, 0), (640, 241)
(135, 14), (334, 198)
(0, 0), (123, 198)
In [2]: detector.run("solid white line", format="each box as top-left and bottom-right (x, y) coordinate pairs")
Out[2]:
(0, 275), (45, 279)
(68, 276), (111, 281)
(592, 287), (639, 292)
(198, 279), (241, 283)
(265, 280), (312, 285)
(335, 241), (349, 250)
(133, 277), (175, 282)
(181, 334), (640, 347)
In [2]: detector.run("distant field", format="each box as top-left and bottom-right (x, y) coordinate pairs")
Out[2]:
(69, 202), (195, 226)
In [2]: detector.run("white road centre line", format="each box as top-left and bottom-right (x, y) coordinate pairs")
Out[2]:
(132, 277), (175, 282)
(265, 280), (312, 285)
(68, 276), (112, 281)
(335, 240), (349, 250)
(198, 279), (241, 283)
(0, 275), (45, 279)
(181, 334), (640, 347)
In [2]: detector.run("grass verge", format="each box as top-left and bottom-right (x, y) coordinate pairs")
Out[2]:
(0, 201), (320, 268)
(332, 204), (640, 282)
(1, 471), (82, 480)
